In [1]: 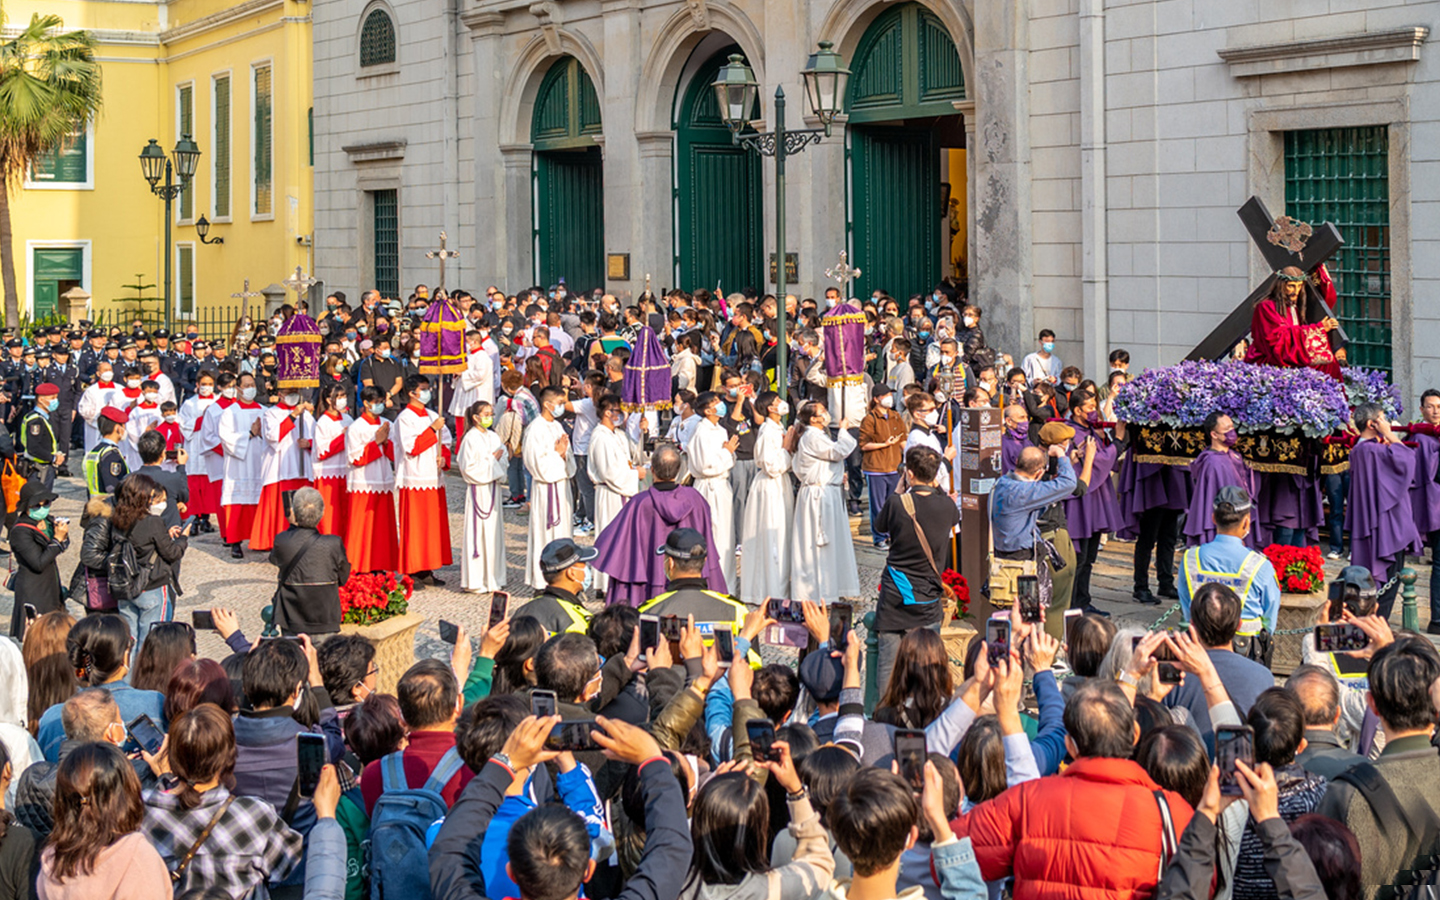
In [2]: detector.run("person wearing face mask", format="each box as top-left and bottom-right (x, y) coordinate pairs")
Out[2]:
(109, 473), (187, 652)
(362, 337), (405, 418)
(217, 374), (267, 559)
(344, 386), (401, 573)
(903, 391), (953, 489)
(687, 392), (740, 594)
(394, 375), (454, 587)
(76, 362), (123, 453)
(885, 337), (916, 393)
(522, 385), (577, 590)
(448, 329), (497, 444)
(1021, 329), (1063, 385)
(311, 385), (355, 538)
(1178, 486), (1282, 656)
(268, 487), (351, 638)
(246, 384), (316, 554)
(192, 372), (236, 537)
(21, 383), (64, 489)
(1000, 403), (1032, 474)
(457, 400), (508, 593)
(1183, 412), (1258, 549)
(585, 394), (643, 597)
(1063, 387), (1123, 619)
(955, 305), (994, 370)
(7, 484), (69, 634)
(790, 401), (860, 603)
(118, 379), (165, 472)
(519, 539), (595, 634)
(858, 385), (908, 550)
(739, 392), (794, 605)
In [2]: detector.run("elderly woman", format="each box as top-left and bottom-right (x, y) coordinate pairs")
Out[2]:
(9, 484), (70, 637)
(269, 487), (352, 637)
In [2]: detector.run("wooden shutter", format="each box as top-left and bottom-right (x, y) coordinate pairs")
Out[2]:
(31, 130), (87, 184)
(253, 65), (273, 216)
(214, 75), (231, 218)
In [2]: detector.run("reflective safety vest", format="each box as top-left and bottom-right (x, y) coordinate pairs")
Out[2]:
(1182, 546), (1270, 635)
(638, 589), (762, 667)
(21, 409), (54, 463)
(552, 598), (591, 634)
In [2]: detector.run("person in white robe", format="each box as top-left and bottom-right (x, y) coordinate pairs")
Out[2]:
(687, 393), (738, 594)
(249, 390), (316, 552)
(740, 393), (794, 605)
(457, 400), (508, 593)
(76, 362), (122, 452)
(217, 374), (267, 556)
(523, 386), (577, 589)
(448, 330), (496, 440)
(587, 395), (643, 593)
(122, 389), (164, 472)
(790, 401), (860, 602)
(177, 371), (220, 533)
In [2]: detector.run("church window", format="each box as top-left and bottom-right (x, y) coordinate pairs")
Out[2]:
(360, 10), (396, 67)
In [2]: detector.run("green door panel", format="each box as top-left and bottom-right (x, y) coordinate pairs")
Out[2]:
(851, 127), (940, 302)
(536, 147), (605, 290)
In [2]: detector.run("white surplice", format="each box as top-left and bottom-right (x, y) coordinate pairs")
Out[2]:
(177, 394), (218, 482)
(687, 417), (737, 594)
(586, 423), (639, 592)
(458, 427), (508, 592)
(123, 403), (163, 471)
(312, 410), (355, 479)
(218, 402), (266, 507)
(790, 426), (859, 602)
(740, 419), (794, 605)
(448, 347), (496, 418)
(76, 382), (123, 451)
(522, 415), (577, 588)
(258, 405), (316, 486)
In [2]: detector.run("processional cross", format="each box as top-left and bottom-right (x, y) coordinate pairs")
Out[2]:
(1187, 196), (1346, 361)
(282, 266), (317, 302)
(825, 251), (862, 300)
(426, 231), (460, 292)
(231, 278), (264, 319)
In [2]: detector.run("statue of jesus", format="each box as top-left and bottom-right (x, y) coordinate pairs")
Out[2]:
(1244, 266), (1345, 379)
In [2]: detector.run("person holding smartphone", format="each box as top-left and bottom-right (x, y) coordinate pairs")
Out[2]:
(269, 487), (352, 637)
(7, 484), (68, 637)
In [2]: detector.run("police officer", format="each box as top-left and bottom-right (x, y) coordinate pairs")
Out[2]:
(1180, 484), (1282, 666)
(523, 538), (597, 634)
(49, 346), (80, 470)
(152, 328), (176, 378)
(639, 527), (759, 665)
(83, 407), (129, 498)
(22, 383), (63, 488)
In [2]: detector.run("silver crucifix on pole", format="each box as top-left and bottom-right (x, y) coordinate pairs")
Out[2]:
(426, 231), (460, 293)
(282, 266), (317, 303)
(825, 251), (861, 302)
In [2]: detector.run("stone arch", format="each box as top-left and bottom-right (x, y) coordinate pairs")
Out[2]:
(499, 29), (606, 147)
(817, 0), (973, 98)
(634, 1), (767, 134)
(355, 0), (399, 67)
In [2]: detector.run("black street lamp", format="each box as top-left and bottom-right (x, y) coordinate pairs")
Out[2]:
(138, 135), (202, 331)
(196, 215), (224, 245)
(714, 44), (850, 401)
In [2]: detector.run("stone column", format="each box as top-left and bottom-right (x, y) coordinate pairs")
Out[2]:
(464, 12), (506, 287)
(500, 144), (534, 286)
(601, 0), (640, 297)
(634, 131), (674, 298)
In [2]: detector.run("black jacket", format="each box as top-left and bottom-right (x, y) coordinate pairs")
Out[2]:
(269, 526), (351, 635)
(8, 519), (68, 629)
(1157, 807), (1325, 900)
(119, 514), (186, 593)
(135, 465), (189, 530)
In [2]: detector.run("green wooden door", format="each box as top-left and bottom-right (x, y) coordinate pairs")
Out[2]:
(372, 189), (399, 300)
(1284, 127), (1391, 371)
(32, 248), (83, 318)
(536, 148), (605, 290)
(675, 47), (763, 294)
(851, 128), (940, 302)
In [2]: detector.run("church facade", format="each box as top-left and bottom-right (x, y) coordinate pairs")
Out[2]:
(312, 0), (1438, 402)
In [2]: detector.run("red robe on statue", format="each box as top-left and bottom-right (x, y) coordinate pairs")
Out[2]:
(1245, 298), (1342, 379)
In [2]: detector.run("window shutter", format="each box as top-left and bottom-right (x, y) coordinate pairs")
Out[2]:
(214, 76), (231, 218)
(31, 130), (87, 184)
(254, 65), (273, 216)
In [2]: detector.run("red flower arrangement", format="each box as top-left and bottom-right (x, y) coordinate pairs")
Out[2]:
(941, 569), (972, 620)
(1262, 544), (1325, 595)
(338, 571), (413, 626)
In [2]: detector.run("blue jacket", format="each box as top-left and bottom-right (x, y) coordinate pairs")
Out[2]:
(990, 457), (1077, 551)
(232, 688), (345, 835)
(38, 681), (166, 761)
(1029, 670), (1068, 776)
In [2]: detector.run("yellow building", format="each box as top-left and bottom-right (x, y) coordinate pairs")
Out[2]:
(7, 0), (312, 326)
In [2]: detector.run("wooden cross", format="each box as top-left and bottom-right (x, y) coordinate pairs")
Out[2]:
(282, 266), (317, 301)
(825, 251), (862, 301)
(231, 278), (264, 319)
(1188, 196), (1346, 361)
(426, 231), (460, 292)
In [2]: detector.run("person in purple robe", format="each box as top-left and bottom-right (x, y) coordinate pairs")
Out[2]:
(591, 443), (727, 606)
(1063, 388), (1124, 614)
(1410, 389), (1440, 631)
(1347, 401), (1423, 618)
(1184, 412), (1258, 548)
(1000, 403), (1031, 474)
(1115, 426), (1192, 605)
(1256, 469), (1323, 548)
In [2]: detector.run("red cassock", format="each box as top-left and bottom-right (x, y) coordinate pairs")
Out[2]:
(1244, 298), (1342, 379)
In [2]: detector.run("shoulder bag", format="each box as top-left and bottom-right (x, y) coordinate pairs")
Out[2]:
(170, 795), (236, 884)
(898, 490), (957, 623)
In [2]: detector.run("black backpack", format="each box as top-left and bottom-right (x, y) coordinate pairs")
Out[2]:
(105, 532), (154, 602)
(1335, 760), (1440, 899)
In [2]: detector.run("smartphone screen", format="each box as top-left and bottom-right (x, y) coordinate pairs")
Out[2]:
(1156, 662), (1183, 684)
(986, 619), (1011, 666)
(1063, 609), (1083, 649)
(438, 620), (460, 644)
(545, 720), (601, 752)
(1017, 576), (1043, 623)
(165, 448), (179, 461)
(296, 732), (327, 797)
(714, 627), (734, 668)
(831, 603), (853, 653)
(488, 592), (510, 629)
(639, 615), (660, 657)
(1314, 622), (1368, 653)
(531, 690), (557, 719)
(1215, 726), (1254, 797)
(661, 615), (683, 643)
(191, 610), (216, 631)
(894, 729), (928, 792)
(746, 718), (780, 762)
(128, 714), (165, 756)
(767, 597), (804, 624)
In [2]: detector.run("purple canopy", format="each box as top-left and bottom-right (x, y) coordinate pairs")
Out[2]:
(822, 302), (865, 387)
(621, 326), (672, 413)
(276, 313), (320, 389)
(418, 298), (465, 375)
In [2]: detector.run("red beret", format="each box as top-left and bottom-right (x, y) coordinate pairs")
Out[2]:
(100, 406), (129, 424)
(35, 383), (58, 396)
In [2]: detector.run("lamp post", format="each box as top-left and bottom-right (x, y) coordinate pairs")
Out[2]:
(713, 41), (849, 402)
(138, 135), (202, 332)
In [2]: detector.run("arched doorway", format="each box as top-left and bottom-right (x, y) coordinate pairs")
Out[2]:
(847, 3), (965, 301)
(674, 45), (764, 294)
(532, 57), (605, 291)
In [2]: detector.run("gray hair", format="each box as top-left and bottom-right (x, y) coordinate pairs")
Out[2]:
(1353, 401), (1384, 432)
(1099, 626), (1154, 697)
(291, 487), (325, 529)
(1285, 664), (1342, 727)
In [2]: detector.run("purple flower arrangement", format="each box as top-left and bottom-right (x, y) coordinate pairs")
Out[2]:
(1113, 360), (1350, 438)
(1342, 366), (1404, 419)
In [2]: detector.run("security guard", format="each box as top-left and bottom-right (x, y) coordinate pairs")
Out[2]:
(48, 346), (80, 470)
(22, 382), (63, 489)
(518, 538), (595, 634)
(639, 527), (760, 666)
(79, 329), (107, 381)
(83, 407), (129, 498)
(1180, 484), (1281, 666)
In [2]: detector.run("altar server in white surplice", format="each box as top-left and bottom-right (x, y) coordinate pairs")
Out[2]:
(686, 391), (738, 594)
(587, 394), (643, 594)
(740, 392), (794, 606)
(790, 400), (859, 603)
(457, 400), (508, 593)
(523, 385), (577, 589)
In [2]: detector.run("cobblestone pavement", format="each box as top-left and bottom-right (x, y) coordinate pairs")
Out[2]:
(3, 471), (1431, 665)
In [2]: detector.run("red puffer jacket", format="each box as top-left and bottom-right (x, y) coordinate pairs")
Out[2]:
(951, 757), (1195, 900)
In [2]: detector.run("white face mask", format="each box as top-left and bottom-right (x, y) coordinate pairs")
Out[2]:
(941, 355), (955, 367)
(148, 500), (166, 516)
(198, 384), (214, 397)
(923, 410), (940, 427)
(126, 379), (141, 389)
(335, 397), (348, 411)
(143, 391), (159, 403)
(880, 395), (894, 409)
(99, 371), (113, 383)
(963, 317), (977, 328)
(221, 387), (237, 399)
(241, 386), (257, 402)
(163, 414), (177, 423)
(776, 401), (790, 417)
(283, 393), (301, 407)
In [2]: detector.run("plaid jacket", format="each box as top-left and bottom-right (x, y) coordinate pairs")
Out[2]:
(142, 784), (304, 899)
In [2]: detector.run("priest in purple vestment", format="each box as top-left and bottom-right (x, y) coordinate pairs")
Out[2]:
(1410, 389), (1440, 630)
(1348, 402), (1422, 618)
(1184, 412), (1258, 549)
(591, 443), (728, 606)
(1064, 390), (1124, 614)
(1000, 404), (1031, 474)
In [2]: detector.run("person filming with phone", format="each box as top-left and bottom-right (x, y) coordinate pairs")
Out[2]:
(1178, 486), (1281, 668)
(269, 487), (351, 637)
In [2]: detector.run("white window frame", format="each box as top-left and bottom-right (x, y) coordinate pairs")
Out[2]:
(174, 241), (197, 319)
(175, 80), (196, 225)
(23, 120), (95, 191)
(211, 69), (233, 223)
(24, 240), (92, 318)
(250, 59), (275, 222)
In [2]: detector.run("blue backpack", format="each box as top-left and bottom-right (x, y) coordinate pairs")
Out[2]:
(367, 747), (465, 900)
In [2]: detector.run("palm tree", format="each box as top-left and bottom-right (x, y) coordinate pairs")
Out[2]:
(0, 14), (103, 327)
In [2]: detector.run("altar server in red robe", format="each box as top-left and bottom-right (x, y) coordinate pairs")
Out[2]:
(394, 374), (453, 586)
(345, 386), (400, 572)
(311, 385), (353, 536)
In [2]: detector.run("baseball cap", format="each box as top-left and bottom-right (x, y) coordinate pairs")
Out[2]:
(540, 538), (598, 574)
(798, 651), (844, 703)
(1213, 484), (1253, 514)
(656, 527), (708, 561)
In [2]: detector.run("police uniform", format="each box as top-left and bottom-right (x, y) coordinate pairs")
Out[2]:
(83, 421), (129, 498)
(21, 384), (62, 489)
(636, 528), (762, 666)
(516, 538), (597, 634)
(0, 341), (24, 438)
(48, 352), (80, 467)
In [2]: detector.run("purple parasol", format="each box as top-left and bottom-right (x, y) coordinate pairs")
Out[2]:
(621, 326), (673, 413)
(822, 302), (866, 387)
(276, 313), (321, 389)
(418, 297), (466, 375)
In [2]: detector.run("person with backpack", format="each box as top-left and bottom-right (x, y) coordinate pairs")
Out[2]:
(107, 472), (187, 657)
(7, 483), (69, 636)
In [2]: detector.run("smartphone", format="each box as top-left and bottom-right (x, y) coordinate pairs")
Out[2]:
(127, 714), (165, 756)
(746, 718), (781, 763)
(1328, 581), (1361, 621)
(191, 610), (216, 631)
(660, 614), (683, 643)
(830, 602), (853, 653)
(639, 614), (661, 657)
(714, 627), (735, 669)
(488, 591), (510, 629)
(1063, 608), (1083, 649)
(1215, 725), (1255, 797)
(545, 720), (601, 752)
(296, 732), (327, 798)
(1315, 622), (1369, 653)
(986, 619), (1011, 667)
(894, 729), (928, 792)
(1016, 575), (1044, 624)
(165, 448), (179, 461)
(1156, 662), (1183, 685)
(766, 597), (805, 625)
(438, 619), (460, 644)
(531, 689), (557, 719)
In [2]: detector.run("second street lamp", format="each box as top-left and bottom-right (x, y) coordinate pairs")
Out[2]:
(138, 135), (201, 332)
(713, 46), (850, 403)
